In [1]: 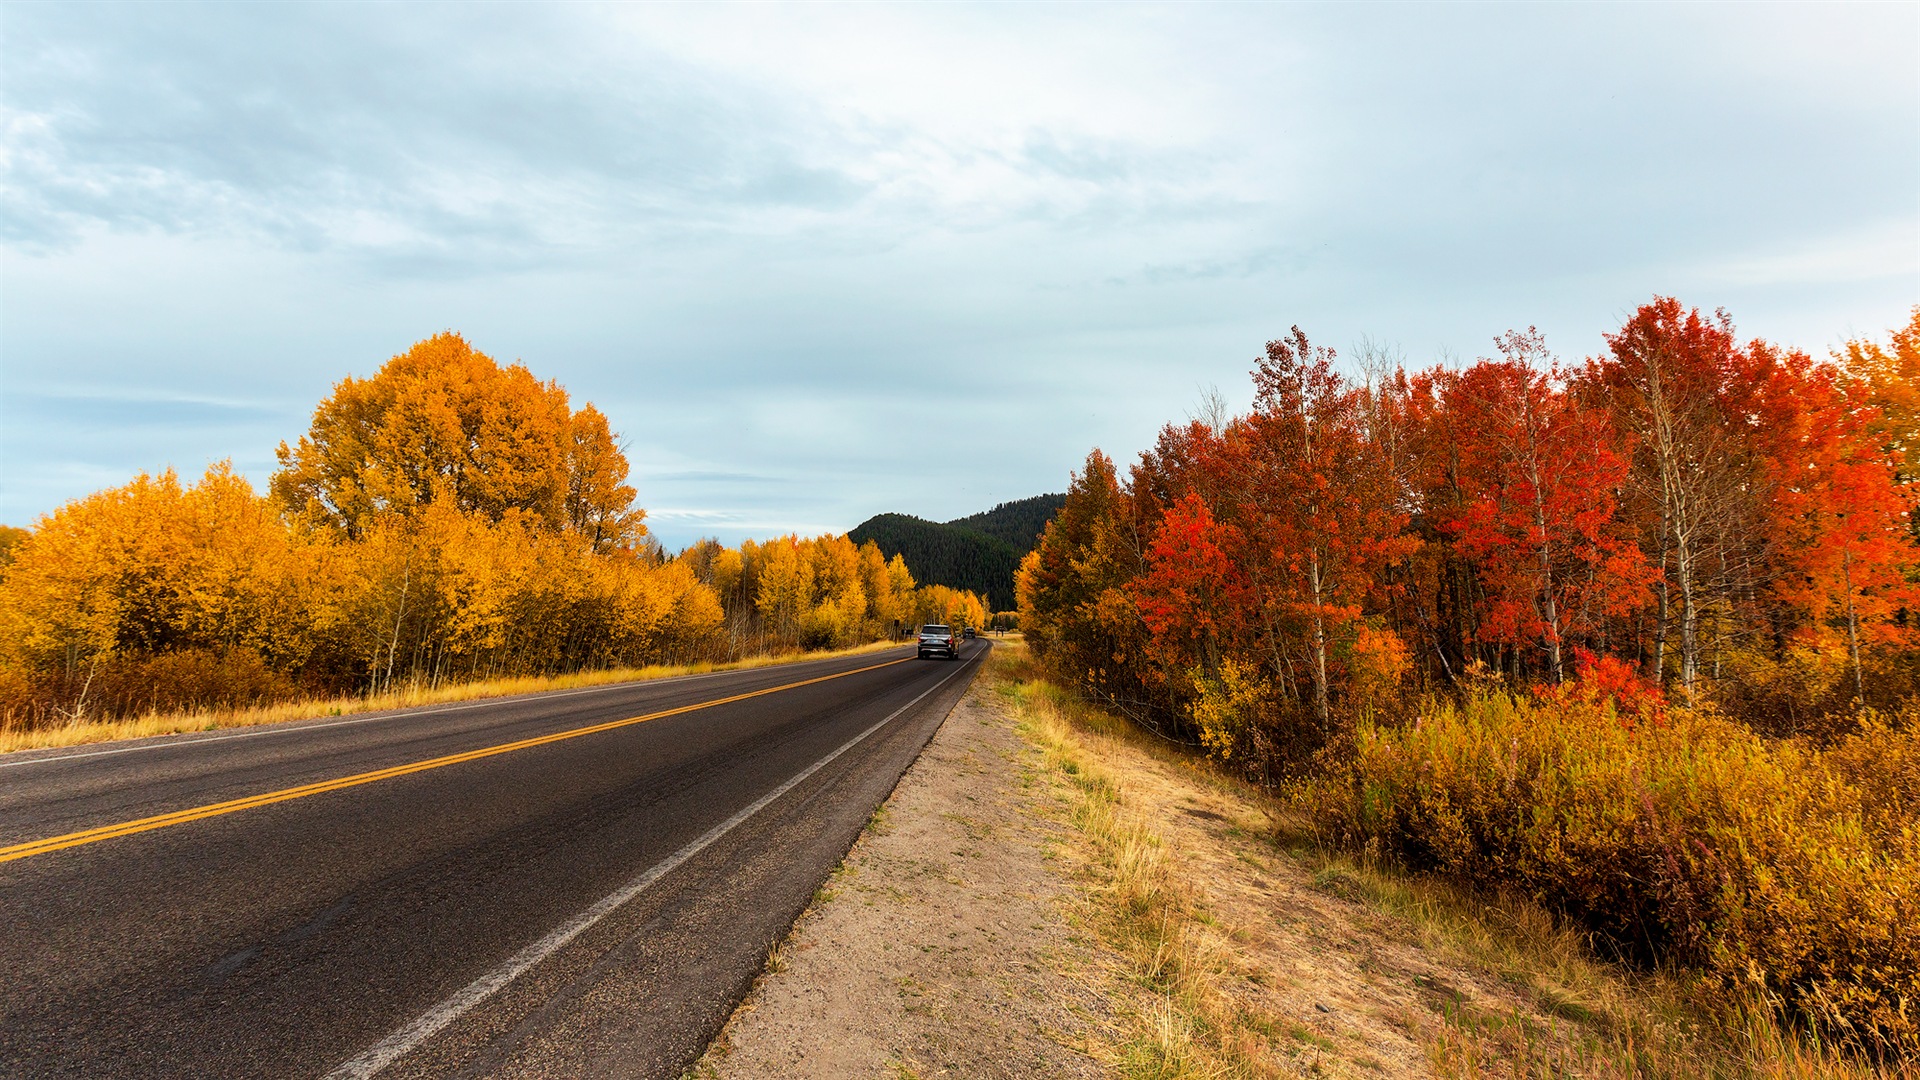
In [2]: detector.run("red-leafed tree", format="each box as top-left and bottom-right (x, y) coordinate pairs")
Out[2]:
(1440, 331), (1653, 682)
(1013, 304), (1919, 764)
(1129, 491), (1255, 686)
(1129, 419), (1229, 532)
(1761, 352), (1918, 705)
(1237, 328), (1413, 730)
(1596, 299), (1755, 695)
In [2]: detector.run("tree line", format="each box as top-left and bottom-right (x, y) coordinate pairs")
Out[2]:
(0, 333), (989, 728)
(946, 495), (1066, 553)
(1020, 299), (1917, 755)
(848, 496), (1064, 610)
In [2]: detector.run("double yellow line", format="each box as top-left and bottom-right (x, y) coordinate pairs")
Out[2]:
(0, 656), (912, 865)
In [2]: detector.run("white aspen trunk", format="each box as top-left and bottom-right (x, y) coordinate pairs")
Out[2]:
(1307, 544), (1330, 728)
(1842, 546), (1864, 708)
(1645, 356), (1699, 696)
(1674, 521), (1699, 695)
(1534, 518), (1563, 681)
(382, 556), (412, 695)
(1520, 394), (1564, 683)
(1297, 385), (1332, 731)
(70, 658), (98, 724)
(1654, 508), (1670, 681)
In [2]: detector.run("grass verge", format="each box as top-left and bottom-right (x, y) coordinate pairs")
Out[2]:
(989, 643), (1299, 1078)
(0, 639), (907, 755)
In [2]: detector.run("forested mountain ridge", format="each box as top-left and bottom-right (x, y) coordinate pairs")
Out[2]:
(846, 515), (1019, 611)
(847, 496), (1064, 611)
(946, 495), (1066, 554)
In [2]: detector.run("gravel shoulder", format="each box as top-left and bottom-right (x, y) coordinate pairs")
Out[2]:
(690, 667), (1111, 1079)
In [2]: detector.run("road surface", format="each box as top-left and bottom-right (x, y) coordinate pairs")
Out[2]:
(0, 642), (986, 1078)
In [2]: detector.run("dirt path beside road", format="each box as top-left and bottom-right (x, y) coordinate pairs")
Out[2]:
(691, 671), (1110, 1079)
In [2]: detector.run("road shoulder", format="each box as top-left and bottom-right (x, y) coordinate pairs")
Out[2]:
(690, 667), (1111, 1079)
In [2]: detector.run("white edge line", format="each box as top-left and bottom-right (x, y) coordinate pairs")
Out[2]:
(323, 651), (978, 1080)
(0, 647), (914, 771)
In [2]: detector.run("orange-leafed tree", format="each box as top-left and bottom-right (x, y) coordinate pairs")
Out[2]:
(273, 332), (642, 547)
(754, 536), (814, 643)
(0, 525), (29, 568)
(0, 463), (322, 718)
(1839, 307), (1920, 486)
(1016, 450), (1149, 707)
(566, 404), (646, 553)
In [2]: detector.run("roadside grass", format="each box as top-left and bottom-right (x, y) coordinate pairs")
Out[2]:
(984, 642), (1908, 1080)
(0, 639), (908, 755)
(989, 644), (1293, 1079)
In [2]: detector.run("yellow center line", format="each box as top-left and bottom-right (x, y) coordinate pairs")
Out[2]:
(0, 655), (914, 865)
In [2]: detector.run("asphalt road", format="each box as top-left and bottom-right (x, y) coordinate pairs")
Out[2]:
(0, 641), (988, 1079)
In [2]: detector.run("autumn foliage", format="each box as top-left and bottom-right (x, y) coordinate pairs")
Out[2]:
(1019, 302), (1920, 1052)
(1301, 687), (1920, 1055)
(0, 333), (987, 728)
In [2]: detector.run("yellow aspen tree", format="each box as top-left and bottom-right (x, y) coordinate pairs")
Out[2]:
(755, 537), (813, 643)
(566, 404), (646, 552)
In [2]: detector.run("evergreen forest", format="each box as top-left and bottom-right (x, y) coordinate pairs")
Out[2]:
(848, 495), (1062, 610)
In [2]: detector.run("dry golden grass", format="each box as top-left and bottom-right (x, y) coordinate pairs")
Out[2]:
(989, 645), (1296, 1079)
(987, 643), (1912, 1080)
(0, 639), (906, 756)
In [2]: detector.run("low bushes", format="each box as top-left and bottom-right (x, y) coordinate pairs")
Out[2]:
(2, 648), (308, 726)
(1297, 689), (1920, 1057)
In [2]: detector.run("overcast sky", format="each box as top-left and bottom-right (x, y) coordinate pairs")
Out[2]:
(3, 3), (1915, 549)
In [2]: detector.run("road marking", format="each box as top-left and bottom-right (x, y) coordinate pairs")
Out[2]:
(0, 647), (914, 770)
(325, 651), (979, 1080)
(0, 656), (917, 864)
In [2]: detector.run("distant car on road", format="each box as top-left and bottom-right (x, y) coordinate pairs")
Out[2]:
(917, 624), (958, 660)
(962, 627), (976, 640)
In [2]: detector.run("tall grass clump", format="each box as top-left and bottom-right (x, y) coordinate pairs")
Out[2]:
(1297, 688), (1920, 1059)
